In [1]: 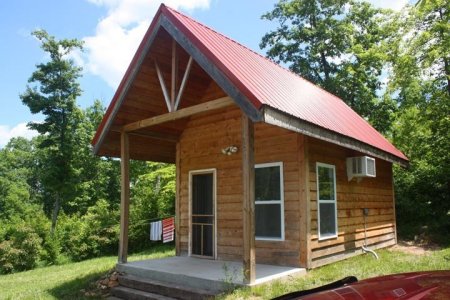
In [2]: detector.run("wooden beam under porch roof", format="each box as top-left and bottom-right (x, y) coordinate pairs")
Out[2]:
(119, 131), (130, 263)
(122, 96), (234, 132)
(241, 112), (255, 284)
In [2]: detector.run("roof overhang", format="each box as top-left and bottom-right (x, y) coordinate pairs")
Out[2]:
(262, 106), (409, 167)
(91, 4), (408, 167)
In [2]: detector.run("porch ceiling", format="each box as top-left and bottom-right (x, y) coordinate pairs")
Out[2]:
(96, 28), (227, 162)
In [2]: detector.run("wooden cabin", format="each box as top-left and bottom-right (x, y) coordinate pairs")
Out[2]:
(92, 4), (408, 286)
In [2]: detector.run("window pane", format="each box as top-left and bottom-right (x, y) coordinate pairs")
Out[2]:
(191, 224), (202, 255)
(202, 225), (213, 257)
(255, 166), (280, 201)
(256, 204), (281, 238)
(192, 174), (213, 215)
(319, 203), (336, 237)
(318, 166), (335, 200)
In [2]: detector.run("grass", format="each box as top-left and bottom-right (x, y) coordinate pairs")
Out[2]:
(0, 244), (174, 300)
(222, 246), (450, 299)
(1, 245), (448, 300)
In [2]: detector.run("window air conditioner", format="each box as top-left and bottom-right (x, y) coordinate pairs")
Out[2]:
(346, 156), (376, 181)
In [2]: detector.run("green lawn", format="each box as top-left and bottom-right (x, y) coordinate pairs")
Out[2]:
(0, 245), (174, 300)
(0, 245), (448, 300)
(223, 246), (450, 299)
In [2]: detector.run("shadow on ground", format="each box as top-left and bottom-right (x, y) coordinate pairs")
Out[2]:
(48, 271), (105, 299)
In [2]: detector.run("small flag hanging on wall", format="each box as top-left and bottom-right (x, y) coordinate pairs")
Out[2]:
(162, 217), (175, 243)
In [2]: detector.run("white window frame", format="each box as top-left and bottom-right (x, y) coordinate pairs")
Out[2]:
(316, 162), (338, 241)
(255, 162), (285, 241)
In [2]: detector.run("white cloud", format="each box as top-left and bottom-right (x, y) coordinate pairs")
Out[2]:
(83, 0), (210, 88)
(0, 123), (39, 148)
(368, 0), (408, 11)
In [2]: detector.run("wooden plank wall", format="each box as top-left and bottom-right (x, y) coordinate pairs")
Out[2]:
(308, 138), (396, 268)
(254, 118), (301, 267)
(178, 106), (302, 266)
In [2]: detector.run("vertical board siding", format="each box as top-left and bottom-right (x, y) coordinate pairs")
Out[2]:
(308, 138), (396, 268)
(179, 106), (302, 266)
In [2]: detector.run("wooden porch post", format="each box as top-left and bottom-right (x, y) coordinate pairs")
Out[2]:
(242, 113), (255, 284)
(119, 131), (130, 264)
(299, 135), (311, 268)
(175, 142), (181, 256)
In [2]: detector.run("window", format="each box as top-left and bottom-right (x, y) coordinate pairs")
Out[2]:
(316, 163), (338, 240)
(255, 162), (284, 241)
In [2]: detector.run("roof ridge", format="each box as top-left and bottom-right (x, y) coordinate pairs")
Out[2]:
(163, 5), (344, 104)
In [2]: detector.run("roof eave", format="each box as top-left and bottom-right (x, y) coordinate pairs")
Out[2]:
(91, 7), (166, 155)
(262, 106), (409, 168)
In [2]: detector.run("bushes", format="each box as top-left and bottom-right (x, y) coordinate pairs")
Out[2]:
(0, 199), (120, 274)
(57, 199), (119, 261)
(129, 163), (175, 251)
(0, 224), (43, 274)
(0, 161), (174, 274)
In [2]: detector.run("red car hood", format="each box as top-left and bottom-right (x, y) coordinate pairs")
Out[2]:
(297, 271), (450, 300)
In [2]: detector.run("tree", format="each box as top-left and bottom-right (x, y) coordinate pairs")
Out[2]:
(129, 163), (175, 250)
(20, 30), (83, 233)
(260, 0), (396, 132)
(68, 100), (121, 214)
(0, 138), (35, 220)
(387, 1), (450, 241)
(414, 0), (449, 97)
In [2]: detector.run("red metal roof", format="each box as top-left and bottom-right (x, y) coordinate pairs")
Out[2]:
(92, 4), (408, 163)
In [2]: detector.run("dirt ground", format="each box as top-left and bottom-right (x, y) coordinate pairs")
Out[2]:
(390, 239), (442, 255)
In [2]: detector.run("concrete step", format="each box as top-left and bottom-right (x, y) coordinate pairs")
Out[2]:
(118, 274), (218, 300)
(111, 286), (177, 300)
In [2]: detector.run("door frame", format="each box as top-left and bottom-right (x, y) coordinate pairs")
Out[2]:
(188, 168), (217, 259)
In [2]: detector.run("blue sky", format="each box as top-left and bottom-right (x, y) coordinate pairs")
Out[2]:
(0, 0), (408, 147)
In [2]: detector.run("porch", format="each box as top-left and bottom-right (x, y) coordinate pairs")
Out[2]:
(95, 6), (306, 286)
(116, 256), (306, 292)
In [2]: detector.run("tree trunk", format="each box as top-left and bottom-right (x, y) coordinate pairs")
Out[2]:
(444, 57), (450, 97)
(320, 51), (330, 81)
(51, 197), (61, 235)
(310, 10), (330, 84)
(438, 8), (450, 97)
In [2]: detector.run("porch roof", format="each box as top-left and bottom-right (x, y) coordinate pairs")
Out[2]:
(91, 4), (408, 166)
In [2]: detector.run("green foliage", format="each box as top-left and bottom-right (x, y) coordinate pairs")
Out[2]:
(57, 199), (119, 261)
(129, 163), (176, 250)
(0, 28), (175, 274)
(0, 224), (43, 274)
(20, 29), (84, 233)
(387, 1), (450, 240)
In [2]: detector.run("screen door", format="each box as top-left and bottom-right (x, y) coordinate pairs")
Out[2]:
(190, 172), (215, 258)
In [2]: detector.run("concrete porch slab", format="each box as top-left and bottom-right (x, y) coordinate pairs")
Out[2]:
(117, 256), (306, 292)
